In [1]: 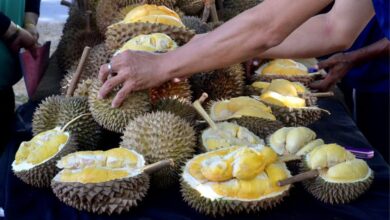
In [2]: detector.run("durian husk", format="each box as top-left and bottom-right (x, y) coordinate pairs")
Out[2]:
(190, 64), (245, 103)
(14, 136), (77, 188)
(230, 117), (284, 139)
(154, 96), (198, 124)
(60, 43), (110, 96)
(120, 111), (196, 188)
(105, 22), (195, 52)
(88, 79), (151, 133)
(180, 178), (289, 217)
(96, 0), (177, 35)
(51, 173), (150, 215)
(176, 0), (204, 15)
(150, 80), (192, 104)
(300, 162), (373, 204)
(62, 6), (88, 34)
(32, 96), (103, 150)
(182, 16), (211, 34)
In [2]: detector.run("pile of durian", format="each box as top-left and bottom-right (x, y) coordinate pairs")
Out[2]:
(10, 0), (374, 217)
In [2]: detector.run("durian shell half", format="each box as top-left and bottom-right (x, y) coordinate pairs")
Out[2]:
(51, 173), (150, 215)
(13, 135), (77, 188)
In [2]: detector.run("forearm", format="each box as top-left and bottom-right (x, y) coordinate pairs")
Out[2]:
(346, 38), (390, 64)
(162, 0), (332, 79)
(260, 0), (374, 58)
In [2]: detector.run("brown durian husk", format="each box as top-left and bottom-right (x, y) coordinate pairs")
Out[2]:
(150, 80), (192, 104)
(176, 0), (204, 15)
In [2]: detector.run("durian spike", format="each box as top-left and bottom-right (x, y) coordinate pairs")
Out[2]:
(61, 113), (92, 132)
(192, 93), (218, 130)
(60, 0), (72, 7)
(278, 169), (320, 187)
(312, 91), (334, 98)
(143, 159), (174, 174)
(66, 46), (91, 97)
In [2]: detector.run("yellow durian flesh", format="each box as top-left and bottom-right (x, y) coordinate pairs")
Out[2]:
(306, 144), (355, 170)
(285, 127), (316, 154)
(260, 91), (306, 108)
(232, 147), (265, 180)
(251, 81), (270, 91)
(116, 33), (178, 54)
(14, 128), (69, 167)
(259, 59), (308, 76)
(322, 159), (371, 183)
(264, 79), (299, 97)
(56, 148), (145, 183)
(292, 82), (307, 94)
(201, 156), (233, 182)
(296, 139), (324, 156)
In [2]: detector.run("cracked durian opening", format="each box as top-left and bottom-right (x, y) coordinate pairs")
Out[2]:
(12, 128), (69, 171)
(306, 144), (372, 183)
(201, 122), (264, 151)
(210, 96), (276, 121)
(121, 4), (184, 27)
(115, 33), (178, 55)
(256, 59), (308, 76)
(54, 148), (145, 184)
(183, 146), (290, 200)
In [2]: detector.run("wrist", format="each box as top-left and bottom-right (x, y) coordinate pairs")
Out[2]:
(158, 52), (183, 81)
(3, 23), (20, 43)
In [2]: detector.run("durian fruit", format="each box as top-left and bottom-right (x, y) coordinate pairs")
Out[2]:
(200, 122), (264, 151)
(301, 144), (374, 204)
(88, 79), (151, 133)
(176, 0), (204, 15)
(182, 16), (211, 34)
(120, 111), (196, 188)
(181, 145), (291, 217)
(13, 125), (77, 187)
(154, 96), (198, 124)
(150, 79), (193, 104)
(61, 43), (110, 97)
(254, 59), (321, 86)
(190, 64), (245, 103)
(105, 4), (194, 51)
(219, 0), (263, 21)
(51, 148), (150, 215)
(33, 96), (102, 150)
(208, 96), (283, 138)
(258, 91), (329, 126)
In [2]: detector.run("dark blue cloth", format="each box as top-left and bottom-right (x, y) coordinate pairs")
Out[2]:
(0, 98), (389, 220)
(372, 0), (389, 39)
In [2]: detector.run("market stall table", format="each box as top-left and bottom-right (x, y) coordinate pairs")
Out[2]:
(0, 97), (389, 220)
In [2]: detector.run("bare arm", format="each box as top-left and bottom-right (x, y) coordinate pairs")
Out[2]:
(260, 0), (375, 58)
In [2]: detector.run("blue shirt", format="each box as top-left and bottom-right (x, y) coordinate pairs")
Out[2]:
(342, 0), (389, 93)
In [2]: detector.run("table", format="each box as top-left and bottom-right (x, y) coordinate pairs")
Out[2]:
(1, 97), (389, 220)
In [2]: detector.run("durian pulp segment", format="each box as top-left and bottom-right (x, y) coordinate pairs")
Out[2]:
(260, 91), (306, 108)
(285, 127), (316, 154)
(251, 81), (270, 91)
(252, 80), (308, 95)
(210, 96), (276, 121)
(115, 33), (178, 55)
(264, 79), (299, 97)
(201, 122), (264, 151)
(55, 148), (145, 183)
(255, 59), (308, 76)
(321, 159), (372, 183)
(268, 127), (293, 155)
(306, 144), (355, 170)
(13, 128), (69, 171)
(296, 139), (324, 156)
(184, 146), (290, 201)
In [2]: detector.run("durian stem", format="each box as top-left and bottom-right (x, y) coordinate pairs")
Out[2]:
(192, 93), (218, 130)
(85, 10), (92, 32)
(201, 5), (211, 22)
(278, 169), (320, 187)
(280, 155), (302, 162)
(61, 113), (92, 132)
(60, 0), (72, 7)
(66, 46), (91, 97)
(210, 1), (219, 22)
(143, 159), (174, 174)
(312, 92), (334, 98)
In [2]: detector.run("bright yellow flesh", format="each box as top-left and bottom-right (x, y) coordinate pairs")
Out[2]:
(15, 129), (68, 165)
(232, 148), (265, 180)
(59, 168), (130, 184)
(264, 79), (299, 97)
(201, 156), (233, 182)
(116, 33), (178, 54)
(260, 91), (306, 108)
(261, 59), (308, 76)
(324, 159), (370, 182)
(307, 144), (355, 169)
(123, 5), (183, 27)
(251, 81), (270, 91)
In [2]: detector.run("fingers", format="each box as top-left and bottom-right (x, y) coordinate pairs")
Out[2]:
(99, 63), (111, 82)
(112, 82), (134, 108)
(98, 74), (126, 99)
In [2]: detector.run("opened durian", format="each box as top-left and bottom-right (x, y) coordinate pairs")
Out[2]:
(51, 148), (150, 215)
(105, 4), (194, 52)
(121, 111), (196, 188)
(33, 96), (102, 150)
(13, 123), (77, 187)
(200, 122), (264, 151)
(154, 96), (198, 124)
(88, 79), (151, 133)
(181, 146), (291, 216)
(209, 96), (283, 138)
(301, 144), (373, 204)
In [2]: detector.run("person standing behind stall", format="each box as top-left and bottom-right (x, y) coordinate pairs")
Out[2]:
(0, 0), (40, 151)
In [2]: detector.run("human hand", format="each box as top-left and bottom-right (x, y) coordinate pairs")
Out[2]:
(98, 50), (171, 107)
(8, 27), (36, 53)
(310, 53), (355, 91)
(24, 23), (39, 42)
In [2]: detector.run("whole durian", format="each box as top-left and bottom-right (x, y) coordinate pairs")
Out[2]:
(154, 96), (198, 124)
(182, 16), (211, 34)
(120, 111), (196, 188)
